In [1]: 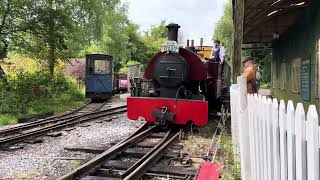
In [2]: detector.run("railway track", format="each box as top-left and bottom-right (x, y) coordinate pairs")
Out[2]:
(0, 102), (107, 136)
(59, 123), (197, 180)
(0, 103), (127, 147)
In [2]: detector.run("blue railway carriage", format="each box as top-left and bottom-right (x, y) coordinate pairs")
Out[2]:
(85, 54), (113, 101)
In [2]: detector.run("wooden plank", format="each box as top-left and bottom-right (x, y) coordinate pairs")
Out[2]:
(237, 76), (251, 180)
(121, 148), (179, 159)
(306, 105), (319, 180)
(149, 132), (167, 138)
(272, 98), (280, 180)
(266, 98), (273, 180)
(254, 94), (261, 180)
(248, 94), (257, 180)
(255, 95), (262, 180)
(81, 176), (120, 180)
(114, 142), (183, 150)
(230, 84), (240, 162)
(65, 146), (179, 159)
(294, 103), (307, 180)
(232, 0), (244, 83)
(261, 96), (268, 180)
(286, 101), (296, 180)
(279, 100), (288, 180)
(102, 160), (197, 176)
(64, 146), (109, 154)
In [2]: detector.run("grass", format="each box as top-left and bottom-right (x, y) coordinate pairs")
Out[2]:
(260, 82), (270, 88)
(68, 160), (82, 169)
(219, 134), (241, 180)
(187, 108), (241, 180)
(0, 92), (89, 126)
(0, 114), (18, 126)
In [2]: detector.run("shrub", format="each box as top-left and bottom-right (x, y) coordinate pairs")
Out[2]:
(0, 70), (85, 114)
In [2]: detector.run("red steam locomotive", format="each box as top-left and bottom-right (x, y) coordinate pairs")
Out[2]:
(127, 23), (230, 126)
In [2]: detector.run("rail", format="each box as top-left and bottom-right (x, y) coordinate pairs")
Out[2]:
(59, 124), (182, 180)
(0, 105), (127, 146)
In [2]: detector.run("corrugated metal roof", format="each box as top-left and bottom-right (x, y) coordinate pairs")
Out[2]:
(240, 0), (311, 44)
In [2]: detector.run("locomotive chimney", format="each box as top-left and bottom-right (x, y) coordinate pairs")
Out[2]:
(191, 40), (194, 47)
(187, 39), (190, 46)
(200, 38), (203, 47)
(166, 23), (180, 41)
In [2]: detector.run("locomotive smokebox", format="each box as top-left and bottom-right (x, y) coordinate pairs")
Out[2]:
(166, 23), (180, 42)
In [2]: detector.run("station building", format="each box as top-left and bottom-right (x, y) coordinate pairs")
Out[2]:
(233, 0), (319, 110)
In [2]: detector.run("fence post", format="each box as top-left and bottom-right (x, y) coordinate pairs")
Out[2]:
(272, 98), (280, 180)
(230, 84), (240, 162)
(237, 76), (251, 180)
(248, 94), (256, 180)
(286, 100), (296, 180)
(261, 96), (268, 180)
(306, 105), (319, 180)
(253, 94), (261, 179)
(279, 100), (287, 180)
(266, 98), (273, 180)
(295, 103), (306, 180)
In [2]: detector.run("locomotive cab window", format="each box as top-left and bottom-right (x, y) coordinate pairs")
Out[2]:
(94, 60), (111, 74)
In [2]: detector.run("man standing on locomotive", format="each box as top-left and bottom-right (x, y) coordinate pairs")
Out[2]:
(241, 56), (258, 94)
(210, 40), (225, 64)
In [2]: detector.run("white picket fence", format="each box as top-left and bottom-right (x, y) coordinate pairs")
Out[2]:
(230, 76), (319, 180)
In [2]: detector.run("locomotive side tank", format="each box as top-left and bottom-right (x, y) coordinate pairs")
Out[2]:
(127, 23), (209, 126)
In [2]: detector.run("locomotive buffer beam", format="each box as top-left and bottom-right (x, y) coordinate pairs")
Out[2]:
(152, 107), (175, 125)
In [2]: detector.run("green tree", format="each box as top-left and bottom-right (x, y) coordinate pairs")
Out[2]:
(14, 0), (118, 78)
(213, 0), (233, 63)
(0, 0), (31, 59)
(140, 21), (167, 63)
(213, 0), (271, 84)
(80, 2), (135, 71)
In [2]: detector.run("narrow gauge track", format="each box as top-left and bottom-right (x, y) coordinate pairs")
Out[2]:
(59, 123), (196, 180)
(0, 102), (108, 136)
(0, 105), (127, 147)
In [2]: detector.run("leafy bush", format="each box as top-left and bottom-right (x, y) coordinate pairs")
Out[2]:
(64, 59), (85, 82)
(119, 60), (141, 74)
(0, 70), (85, 114)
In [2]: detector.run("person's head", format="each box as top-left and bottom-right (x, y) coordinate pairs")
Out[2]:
(242, 56), (253, 68)
(214, 40), (220, 48)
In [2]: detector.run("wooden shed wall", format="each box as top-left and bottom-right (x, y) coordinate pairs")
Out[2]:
(271, 0), (320, 109)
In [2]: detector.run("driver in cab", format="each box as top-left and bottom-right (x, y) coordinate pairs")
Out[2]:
(210, 40), (225, 64)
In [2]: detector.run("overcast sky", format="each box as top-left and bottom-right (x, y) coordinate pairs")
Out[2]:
(125, 0), (228, 46)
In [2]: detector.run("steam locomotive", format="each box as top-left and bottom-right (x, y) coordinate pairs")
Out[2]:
(127, 23), (230, 126)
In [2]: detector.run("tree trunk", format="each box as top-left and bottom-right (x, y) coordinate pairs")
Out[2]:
(48, 43), (56, 79)
(0, 65), (8, 83)
(0, 65), (8, 92)
(0, 40), (8, 59)
(48, 0), (56, 80)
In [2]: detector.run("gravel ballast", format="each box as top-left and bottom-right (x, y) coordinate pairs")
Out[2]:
(0, 99), (142, 179)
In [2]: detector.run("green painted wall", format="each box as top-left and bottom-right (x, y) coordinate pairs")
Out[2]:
(272, 0), (320, 110)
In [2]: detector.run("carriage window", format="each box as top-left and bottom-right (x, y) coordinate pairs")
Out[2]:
(94, 60), (111, 74)
(87, 60), (94, 74)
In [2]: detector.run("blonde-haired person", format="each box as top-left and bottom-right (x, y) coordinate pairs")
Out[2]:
(241, 56), (258, 94)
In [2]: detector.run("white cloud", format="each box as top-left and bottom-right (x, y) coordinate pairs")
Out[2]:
(125, 0), (228, 45)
